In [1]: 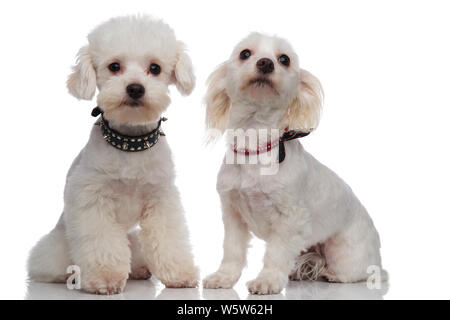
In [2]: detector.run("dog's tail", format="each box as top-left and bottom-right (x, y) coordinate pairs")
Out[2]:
(289, 246), (327, 281)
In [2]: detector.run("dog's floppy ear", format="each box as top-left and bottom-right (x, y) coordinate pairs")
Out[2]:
(285, 69), (323, 131)
(204, 63), (230, 139)
(173, 43), (195, 95)
(67, 45), (97, 100)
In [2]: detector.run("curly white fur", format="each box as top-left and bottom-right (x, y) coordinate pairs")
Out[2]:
(203, 33), (386, 295)
(27, 15), (199, 295)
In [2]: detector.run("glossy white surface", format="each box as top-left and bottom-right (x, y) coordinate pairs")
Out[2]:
(25, 278), (389, 300)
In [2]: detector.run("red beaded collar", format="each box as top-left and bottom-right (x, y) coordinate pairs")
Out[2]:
(231, 128), (311, 163)
(232, 138), (280, 156)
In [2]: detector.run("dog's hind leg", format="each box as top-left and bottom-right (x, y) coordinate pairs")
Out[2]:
(321, 214), (386, 283)
(128, 229), (151, 280)
(27, 215), (72, 283)
(27, 152), (83, 283)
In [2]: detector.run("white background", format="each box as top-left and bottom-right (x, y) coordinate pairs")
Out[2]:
(0, 0), (449, 299)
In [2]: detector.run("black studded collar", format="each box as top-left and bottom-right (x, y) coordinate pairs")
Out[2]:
(91, 106), (166, 152)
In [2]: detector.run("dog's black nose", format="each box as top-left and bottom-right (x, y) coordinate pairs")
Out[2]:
(126, 83), (145, 100)
(256, 58), (274, 74)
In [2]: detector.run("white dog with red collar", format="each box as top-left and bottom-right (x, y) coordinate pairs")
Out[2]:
(203, 32), (387, 295)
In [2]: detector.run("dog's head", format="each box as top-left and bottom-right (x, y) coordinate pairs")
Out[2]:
(67, 15), (195, 126)
(205, 32), (322, 134)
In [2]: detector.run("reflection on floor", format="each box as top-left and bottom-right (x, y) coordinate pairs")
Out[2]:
(26, 277), (389, 300)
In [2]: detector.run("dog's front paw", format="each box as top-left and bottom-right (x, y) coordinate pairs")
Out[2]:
(247, 271), (287, 295)
(82, 270), (128, 295)
(203, 271), (240, 289)
(161, 265), (199, 288)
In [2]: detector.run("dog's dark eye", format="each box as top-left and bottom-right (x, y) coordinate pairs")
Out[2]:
(149, 63), (161, 75)
(240, 49), (251, 60)
(279, 55), (290, 67)
(108, 62), (121, 73)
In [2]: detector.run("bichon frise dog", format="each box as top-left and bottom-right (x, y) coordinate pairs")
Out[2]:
(202, 33), (386, 295)
(28, 15), (199, 294)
